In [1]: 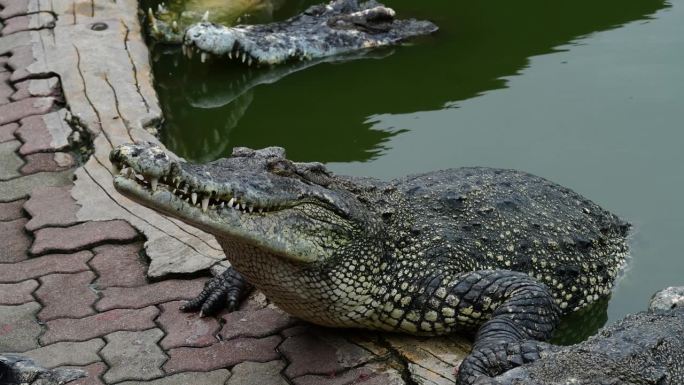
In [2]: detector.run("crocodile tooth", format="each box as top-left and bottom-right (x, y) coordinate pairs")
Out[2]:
(201, 52), (207, 63)
(201, 197), (209, 212)
(248, 57), (252, 66)
(202, 11), (209, 22)
(172, 20), (178, 33)
(172, 189), (177, 194)
(228, 197), (236, 207)
(174, 177), (181, 187)
(248, 206), (254, 213)
(220, 201), (225, 208)
(135, 173), (145, 182)
(191, 192), (198, 205)
(258, 208), (264, 213)
(242, 53), (246, 63)
(150, 178), (159, 192)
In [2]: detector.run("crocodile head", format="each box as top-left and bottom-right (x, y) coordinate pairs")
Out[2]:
(110, 142), (381, 264)
(182, 0), (438, 66)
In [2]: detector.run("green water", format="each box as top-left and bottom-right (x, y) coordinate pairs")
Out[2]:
(147, 0), (684, 341)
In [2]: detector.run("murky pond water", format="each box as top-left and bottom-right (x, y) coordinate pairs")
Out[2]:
(144, 0), (684, 342)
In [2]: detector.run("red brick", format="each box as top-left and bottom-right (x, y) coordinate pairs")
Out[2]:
(30, 220), (140, 256)
(0, 279), (38, 305)
(24, 186), (79, 231)
(158, 300), (221, 349)
(21, 152), (75, 175)
(90, 243), (147, 288)
(164, 335), (282, 373)
(40, 306), (159, 345)
(0, 250), (92, 283)
(96, 278), (207, 311)
(1, 15), (30, 35)
(0, 218), (30, 263)
(220, 307), (297, 340)
(0, 97), (56, 125)
(0, 198), (25, 221)
(280, 331), (374, 378)
(0, 123), (19, 142)
(36, 271), (97, 321)
(6, 45), (35, 82)
(0, 0), (30, 19)
(16, 111), (72, 155)
(69, 362), (107, 385)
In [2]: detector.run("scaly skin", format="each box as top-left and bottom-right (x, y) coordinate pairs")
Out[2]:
(182, 0), (438, 66)
(110, 142), (629, 384)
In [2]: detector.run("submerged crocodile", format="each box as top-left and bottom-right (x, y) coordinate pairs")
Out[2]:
(182, 0), (438, 66)
(146, 0), (285, 44)
(110, 143), (630, 384)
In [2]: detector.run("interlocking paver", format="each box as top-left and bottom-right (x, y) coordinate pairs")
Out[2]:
(90, 243), (147, 288)
(220, 307), (297, 340)
(117, 369), (231, 385)
(0, 250), (92, 283)
(15, 110), (72, 155)
(0, 302), (42, 352)
(5, 44), (37, 82)
(0, 72), (12, 104)
(157, 300), (221, 349)
(11, 77), (60, 101)
(100, 329), (166, 383)
(0, 198), (25, 221)
(40, 306), (159, 345)
(0, 97), (56, 126)
(0, 169), (73, 202)
(0, 218), (30, 263)
(21, 152), (75, 175)
(69, 362), (108, 385)
(23, 185), (80, 231)
(0, 279), (37, 305)
(0, 0), (30, 19)
(23, 339), (104, 368)
(226, 361), (288, 385)
(95, 278), (206, 311)
(280, 330), (375, 378)
(164, 335), (282, 374)
(1, 15), (30, 35)
(0, 140), (23, 180)
(0, 123), (19, 143)
(30, 220), (140, 255)
(36, 271), (97, 321)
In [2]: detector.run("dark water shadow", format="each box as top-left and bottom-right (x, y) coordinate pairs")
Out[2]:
(148, 0), (668, 163)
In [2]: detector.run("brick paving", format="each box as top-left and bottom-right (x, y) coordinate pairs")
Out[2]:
(0, 2), (458, 384)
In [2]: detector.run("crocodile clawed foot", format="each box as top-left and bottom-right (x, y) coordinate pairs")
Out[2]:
(180, 267), (253, 317)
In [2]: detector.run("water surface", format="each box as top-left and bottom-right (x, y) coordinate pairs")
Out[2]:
(147, 0), (684, 342)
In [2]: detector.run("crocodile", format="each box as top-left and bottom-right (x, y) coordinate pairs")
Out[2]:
(182, 0), (438, 66)
(146, 0), (285, 44)
(109, 142), (630, 384)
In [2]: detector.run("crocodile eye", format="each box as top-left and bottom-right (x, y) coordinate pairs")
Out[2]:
(268, 159), (295, 176)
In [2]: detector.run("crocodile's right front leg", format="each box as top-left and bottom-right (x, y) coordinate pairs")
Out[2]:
(181, 266), (253, 316)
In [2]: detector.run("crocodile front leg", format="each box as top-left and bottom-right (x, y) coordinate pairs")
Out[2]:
(447, 270), (561, 385)
(180, 266), (253, 316)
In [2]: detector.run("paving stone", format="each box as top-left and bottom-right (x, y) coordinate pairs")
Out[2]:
(0, 97), (56, 126)
(90, 243), (147, 288)
(96, 278), (206, 311)
(226, 361), (287, 385)
(280, 330), (375, 378)
(35, 271), (97, 321)
(0, 302), (42, 352)
(293, 363), (406, 385)
(21, 152), (75, 175)
(1, 13), (56, 37)
(157, 300), (221, 349)
(0, 169), (73, 202)
(24, 185), (79, 231)
(0, 250), (92, 283)
(0, 123), (19, 143)
(16, 109), (72, 155)
(0, 140), (24, 180)
(0, 279), (37, 305)
(23, 339), (104, 368)
(5, 44), (35, 82)
(0, 198), (25, 221)
(117, 369), (231, 385)
(69, 362), (108, 385)
(0, 0), (30, 19)
(40, 306), (159, 345)
(100, 329), (166, 383)
(164, 335), (282, 374)
(220, 307), (297, 341)
(11, 77), (61, 101)
(0, 72), (12, 104)
(1, 15), (30, 35)
(0, 218), (30, 263)
(30, 220), (140, 256)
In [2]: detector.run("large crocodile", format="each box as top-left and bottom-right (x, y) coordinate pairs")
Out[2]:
(110, 143), (630, 384)
(182, 0), (438, 66)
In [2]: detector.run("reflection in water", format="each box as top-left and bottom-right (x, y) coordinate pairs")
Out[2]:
(552, 296), (609, 346)
(151, 0), (667, 163)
